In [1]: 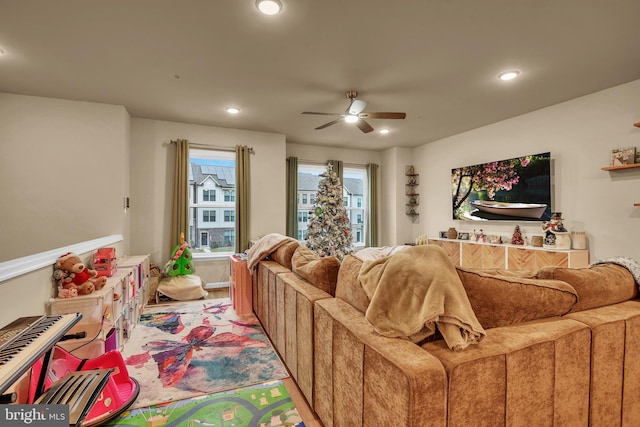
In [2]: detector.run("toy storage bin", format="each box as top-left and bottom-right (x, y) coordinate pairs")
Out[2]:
(48, 284), (115, 332)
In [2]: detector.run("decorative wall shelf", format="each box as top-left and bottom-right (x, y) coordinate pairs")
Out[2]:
(405, 166), (419, 219)
(601, 163), (640, 171)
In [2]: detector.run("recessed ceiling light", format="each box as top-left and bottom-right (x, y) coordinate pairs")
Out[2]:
(379, 128), (390, 134)
(498, 70), (520, 81)
(225, 107), (240, 114)
(256, 0), (283, 15)
(344, 114), (359, 123)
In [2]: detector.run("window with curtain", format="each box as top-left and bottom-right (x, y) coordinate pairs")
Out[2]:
(188, 148), (236, 255)
(297, 163), (368, 248)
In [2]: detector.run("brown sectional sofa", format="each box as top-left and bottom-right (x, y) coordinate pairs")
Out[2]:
(252, 242), (640, 426)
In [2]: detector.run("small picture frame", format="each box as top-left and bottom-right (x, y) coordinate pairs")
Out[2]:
(611, 147), (636, 166)
(439, 231), (448, 238)
(458, 232), (470, 240)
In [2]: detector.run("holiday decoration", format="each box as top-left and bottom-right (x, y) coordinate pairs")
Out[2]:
(305, 163), (353, 260)
(164, 232), (196, 276)
(542, 212), (569, 248)
(511, 225), (525, 245)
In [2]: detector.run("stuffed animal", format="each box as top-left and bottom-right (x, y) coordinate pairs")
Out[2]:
(53, 252), (107, 297)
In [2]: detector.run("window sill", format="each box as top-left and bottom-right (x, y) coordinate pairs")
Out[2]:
(192, 252), (234, 262)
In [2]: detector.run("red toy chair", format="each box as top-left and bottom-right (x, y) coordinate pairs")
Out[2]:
(29, 346), (139, 426)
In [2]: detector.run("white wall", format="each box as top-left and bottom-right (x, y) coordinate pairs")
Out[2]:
(0, 93), (131, 262)
(380, 146), (415, 246)
(0, 93), (130, 326)
(129, 119), (287, 282)
(411, 79), (640, 262)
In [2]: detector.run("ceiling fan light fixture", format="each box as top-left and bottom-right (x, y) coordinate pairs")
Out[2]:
(256, 0), (283, 15)
(344, 114), (359, 123)
(498, 70), (520, 81)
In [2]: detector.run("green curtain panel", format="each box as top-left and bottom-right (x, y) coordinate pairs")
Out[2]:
(235, 145), (251, 253)
(286, 156), (298, 238)
(171, 139), (190, 252)
(366, 163), (379, 247)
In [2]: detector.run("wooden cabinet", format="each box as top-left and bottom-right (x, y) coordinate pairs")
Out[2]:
(462, 243), (506, 269)
(427, 238), (589, 270)
(230, 255), (252, 315)
(428, 239), (460, 266)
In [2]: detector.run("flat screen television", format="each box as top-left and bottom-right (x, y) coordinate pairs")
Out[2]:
(452, 152), (552, 222)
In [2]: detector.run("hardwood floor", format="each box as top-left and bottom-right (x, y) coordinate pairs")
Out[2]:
(206, 289), (324, 426)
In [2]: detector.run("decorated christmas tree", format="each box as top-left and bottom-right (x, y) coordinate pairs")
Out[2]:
(511, 225), (524, 245)
(165, 232), (196, 276)
(305, 164), (353, 260)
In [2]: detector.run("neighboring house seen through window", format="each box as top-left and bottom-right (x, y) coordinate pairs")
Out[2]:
(188, 148), (235, 255)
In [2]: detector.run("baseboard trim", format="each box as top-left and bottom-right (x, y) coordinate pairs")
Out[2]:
(204, 282), (230, 290)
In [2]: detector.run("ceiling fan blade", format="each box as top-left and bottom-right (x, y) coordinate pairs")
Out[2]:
(302, 111), (342, 116)
(356, 119), (374, 133)
(360, 112), (407, 119)
(348, 99), (368, 115)
(315, 117), (344, 130)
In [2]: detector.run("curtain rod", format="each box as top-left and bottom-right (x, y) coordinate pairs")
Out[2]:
(295, 158), (368, 168)
(171, 140), (254, 153)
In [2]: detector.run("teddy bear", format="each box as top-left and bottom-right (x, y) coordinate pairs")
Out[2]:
(53, 252), (107, 298)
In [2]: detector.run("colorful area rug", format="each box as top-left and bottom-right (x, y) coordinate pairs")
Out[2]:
(122, 298), (288, 409)
(103, 379), (304, 427)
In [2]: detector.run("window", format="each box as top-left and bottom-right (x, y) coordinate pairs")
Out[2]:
(343, 166), (368, 247)
(203, 210), (216, 222)
(297, 163), (368, 247)
(188, 148), (235, 255)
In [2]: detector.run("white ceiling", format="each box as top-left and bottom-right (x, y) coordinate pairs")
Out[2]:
(1, 0), (639, 151)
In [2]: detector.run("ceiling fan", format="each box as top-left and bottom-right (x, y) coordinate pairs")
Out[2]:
(302, 90), (406, 133)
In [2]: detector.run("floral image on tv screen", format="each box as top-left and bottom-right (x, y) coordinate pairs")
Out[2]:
(452, 152), (552, 221)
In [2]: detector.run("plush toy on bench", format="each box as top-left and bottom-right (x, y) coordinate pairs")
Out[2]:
(53, 252), (108, 298)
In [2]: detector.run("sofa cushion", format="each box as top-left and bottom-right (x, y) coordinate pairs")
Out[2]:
(334, 254), (371, 313)
(269, 239), (300, 269)
(291, 246), (340, 296)
(536, 263), (638, 312)
(456, 267), (578, 329)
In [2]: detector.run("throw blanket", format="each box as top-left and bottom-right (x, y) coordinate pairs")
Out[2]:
(246, 233), (297, 272)
(358, 245), (486, 351)
(592, 256), (640, 287)
(353, 245), (411, 262)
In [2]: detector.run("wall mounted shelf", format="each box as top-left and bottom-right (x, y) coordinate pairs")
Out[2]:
(405, 166), (419, 219)
(601, 163), (640, 171)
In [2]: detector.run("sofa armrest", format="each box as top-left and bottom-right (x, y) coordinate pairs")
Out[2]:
(314, 298), (447, 427)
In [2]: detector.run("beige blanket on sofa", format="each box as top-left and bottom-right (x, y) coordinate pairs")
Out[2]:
(358, 245), (486, 351)
(247, 232), (297, 272)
